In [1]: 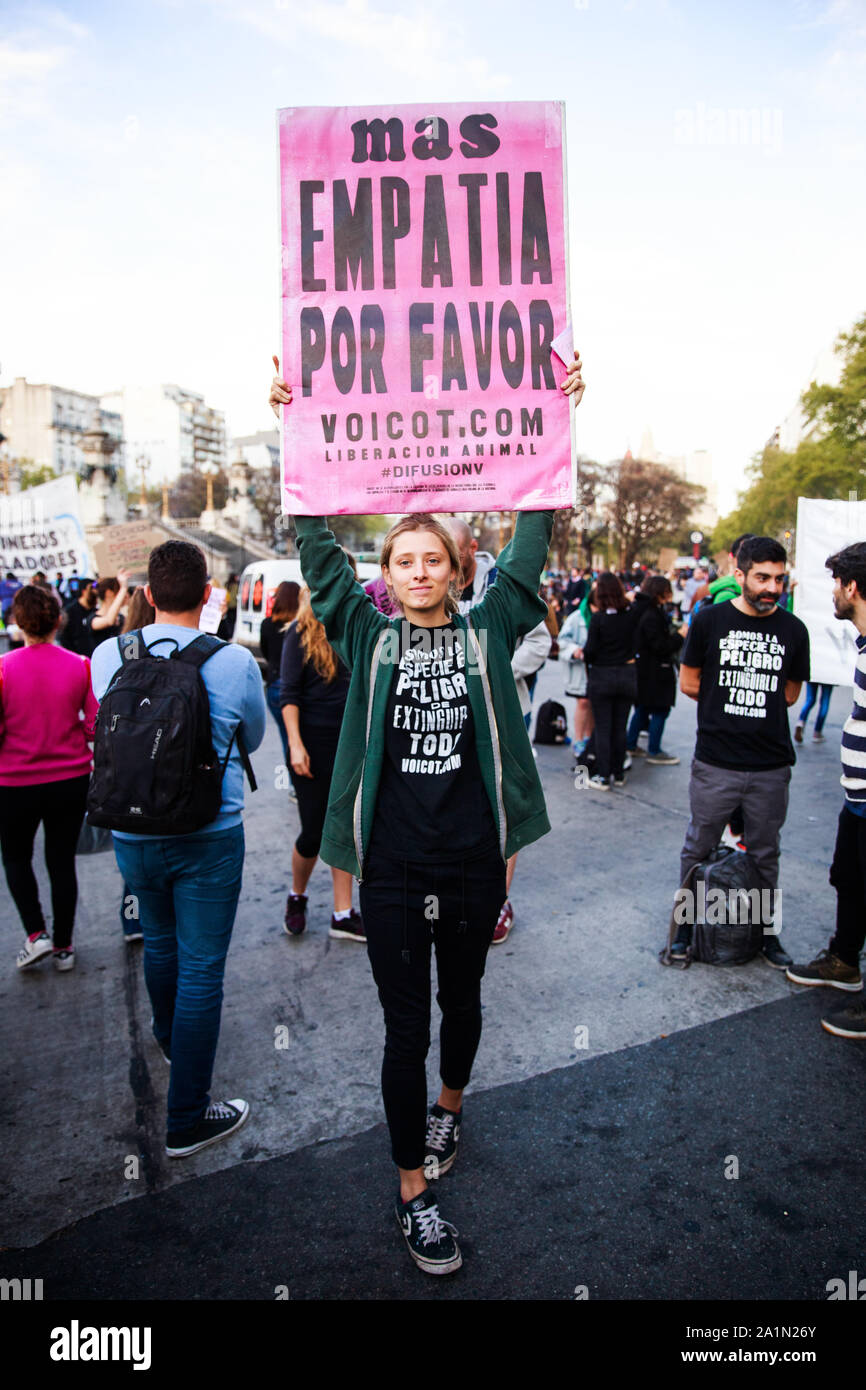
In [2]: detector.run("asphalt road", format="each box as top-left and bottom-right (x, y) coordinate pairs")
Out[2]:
(1, 659), (863, 1302)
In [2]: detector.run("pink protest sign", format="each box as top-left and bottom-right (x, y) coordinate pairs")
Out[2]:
(278, 102), (574, 516)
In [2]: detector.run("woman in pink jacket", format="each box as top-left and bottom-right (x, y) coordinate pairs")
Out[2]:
(0, 584), (97, 972)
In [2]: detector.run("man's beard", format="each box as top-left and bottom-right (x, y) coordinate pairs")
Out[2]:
(834, 594), (855, 622)
(742, 579), (778, 614)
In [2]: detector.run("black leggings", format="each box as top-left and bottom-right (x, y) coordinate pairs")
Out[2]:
(0, 774), (89, 948)
(588, 663), (638, 780)
(359, 846), (506, 1170)
(291, 723), (341, 859)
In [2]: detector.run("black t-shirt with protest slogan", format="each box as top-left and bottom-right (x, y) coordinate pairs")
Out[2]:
(370, 621), (498, 863)
(682, 601), (810, 770)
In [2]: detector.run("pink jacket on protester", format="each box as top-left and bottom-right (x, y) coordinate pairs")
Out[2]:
(0, 643), (98, 786)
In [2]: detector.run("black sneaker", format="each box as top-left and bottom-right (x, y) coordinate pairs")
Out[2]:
(284, 893), (307, 937)
(165, 1098), (249, 1158)
(328, 908), (366, 942)
(395, 1189), (462, 1275)
(425, 1104), (461, 1178)
(762, 936), (793, 970)
(821, 999), (866, 1039)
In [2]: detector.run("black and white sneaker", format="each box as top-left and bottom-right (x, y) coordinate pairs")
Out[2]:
(425, 1104), (461, 1178)
(396, 1189), (462, 1275)
(762, 937), (793, 970)
(165, 1098), (249, 1158)
(16, 932), (53, 970)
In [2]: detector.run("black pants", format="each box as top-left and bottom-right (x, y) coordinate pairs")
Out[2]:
(359, 846), (506, 1170)
(290, 723), (341, 859)
(588, 664), (638, 780)
(829, 805), (866, 967)
(0, 774), (89, 948)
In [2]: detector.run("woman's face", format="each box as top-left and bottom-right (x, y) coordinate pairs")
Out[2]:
(383, 530), (457, 623)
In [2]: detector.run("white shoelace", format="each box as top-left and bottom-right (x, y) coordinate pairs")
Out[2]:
(204, 1101), (238, 1121)
(414, 1203), (458, 1247)
(426, 1112), (455, 1153)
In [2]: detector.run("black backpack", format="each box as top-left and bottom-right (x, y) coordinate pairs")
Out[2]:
(533, 699), (568, 745)
(87, 631), (256, 835)
(661, 846), (766, 968)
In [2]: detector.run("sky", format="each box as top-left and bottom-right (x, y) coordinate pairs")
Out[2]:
(2, 0), (865, 514)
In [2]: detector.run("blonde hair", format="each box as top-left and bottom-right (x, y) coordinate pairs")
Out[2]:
(380, 513), (463, 617)
(296, 587), (339, 683)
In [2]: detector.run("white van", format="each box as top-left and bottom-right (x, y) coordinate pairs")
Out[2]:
(234, 557), (381, 657)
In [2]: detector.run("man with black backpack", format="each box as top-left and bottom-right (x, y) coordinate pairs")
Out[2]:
(90, 540), (266, 1158)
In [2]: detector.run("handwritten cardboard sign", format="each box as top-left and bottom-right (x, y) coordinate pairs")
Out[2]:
(90, 521), (166, 578)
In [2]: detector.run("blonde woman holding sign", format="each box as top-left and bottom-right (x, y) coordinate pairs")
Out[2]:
(270, 352), (584, 1276)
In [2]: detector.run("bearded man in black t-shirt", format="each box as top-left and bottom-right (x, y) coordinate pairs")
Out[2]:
(673, 536), (810, 968)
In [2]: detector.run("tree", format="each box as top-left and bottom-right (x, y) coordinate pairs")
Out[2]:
(606, 457), (705, 569)
(575, 459), (610, 564)
(717, 310), (866, 546)
(168, 469), (228, 519)
(16, 462), (55, 490)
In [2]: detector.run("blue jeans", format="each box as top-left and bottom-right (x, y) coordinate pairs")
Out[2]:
(627, 705), (669, 756)
(798, 683), (832, 733)
(113, 826), (245, 1133)
(266, 680), (289, 765)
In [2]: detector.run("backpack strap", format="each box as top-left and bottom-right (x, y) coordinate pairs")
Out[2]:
(173, 635), (258, 793)
(220, 725), (258, 792)
(171, 633), (224, 670)
(659, 860), (700, 969)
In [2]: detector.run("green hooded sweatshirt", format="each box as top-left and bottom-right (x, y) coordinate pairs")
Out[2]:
(293, 510), (554, 878)
(709, 573), (741, 604)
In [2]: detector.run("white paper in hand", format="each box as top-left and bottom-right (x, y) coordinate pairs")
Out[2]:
(199, 587), (227, 635)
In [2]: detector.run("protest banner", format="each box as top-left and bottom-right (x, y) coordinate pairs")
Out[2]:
(795, 496), (862, 686)
(91, 521), (166, 579)
(0, 476), (91, 580)
(278, 101), (574, 515)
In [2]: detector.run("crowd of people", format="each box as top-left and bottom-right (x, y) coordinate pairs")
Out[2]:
(2, 349), (863, 1281)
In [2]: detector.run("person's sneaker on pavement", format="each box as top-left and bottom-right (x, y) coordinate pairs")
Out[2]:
(16, 931), (53, 970)
(395, 1188), (462, 1275)
(165, 1098), (249, 1158)
(329, 908), (366, 942)
(761, 936), (793, 970)
(821, 999), (866, 1039)
(587, 774), (611, 791)
(785, 948), (863, 991)
(283, 893), (307, 937)
(52, 948), (75, 972)
(425, 1104), (461, 1177)
(794, 722), (804, 743)
(812, 731), (826, 743)
(670, 924), (691, 960)
(492, 899), (513, 944)
(646, 750), (680, 765)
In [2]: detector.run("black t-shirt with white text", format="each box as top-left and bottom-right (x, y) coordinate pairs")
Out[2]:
(370, 621), (498, 862)
(682, 601), (810, 769)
